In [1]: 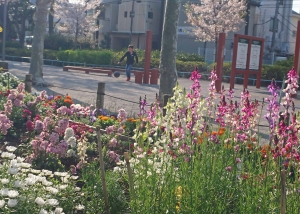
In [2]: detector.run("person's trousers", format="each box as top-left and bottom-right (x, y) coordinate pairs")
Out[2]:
(125, 64), (133, 78)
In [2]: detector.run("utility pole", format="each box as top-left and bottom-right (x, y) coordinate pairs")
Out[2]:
(129, 0), (135, 44)
(271, 0), (280, 60)
(1, 0), (7, 61)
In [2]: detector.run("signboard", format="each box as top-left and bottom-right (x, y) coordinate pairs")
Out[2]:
(231, 34), (264, 89)
(249, 40), (261, 70)
(0, 27), (2, 33)
(236, 38), (248, 69)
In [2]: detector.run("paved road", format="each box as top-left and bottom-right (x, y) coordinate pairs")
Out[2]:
(6, 61), (300, 143)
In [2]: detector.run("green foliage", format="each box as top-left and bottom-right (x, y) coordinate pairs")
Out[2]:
(176, 52), (205, 62)
(44, 34), (74, 51)
(56, 49), (113, 65)
(80, 162), (128, 213)
(176, 60), (207, 72)
(4, 48), (57, 60)
(93, 116), (116, 130)
(0, 41), (23, 49)
(207, 62), (232, 75)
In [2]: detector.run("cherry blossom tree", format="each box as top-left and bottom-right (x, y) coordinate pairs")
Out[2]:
(53, 0), (102, 48)
(185, 0), (247, 61)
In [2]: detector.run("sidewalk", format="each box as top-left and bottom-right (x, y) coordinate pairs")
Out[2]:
(6, 61), (300, 143)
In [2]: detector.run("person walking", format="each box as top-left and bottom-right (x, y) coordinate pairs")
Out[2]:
(118, 45), (138, 81)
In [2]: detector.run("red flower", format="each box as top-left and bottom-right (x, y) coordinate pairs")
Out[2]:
(26, 120), (34, 131)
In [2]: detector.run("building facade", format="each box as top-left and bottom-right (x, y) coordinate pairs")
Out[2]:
(289, 10), (300, 55)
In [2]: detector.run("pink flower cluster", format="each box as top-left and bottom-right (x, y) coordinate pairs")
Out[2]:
(7, 83), (25, 107)
(118, 109), (127, 122)
(70, 104), (91, 117)
(57, 106), (71, 115)
(107, 150), (120, 163)
(0, 114), (12, 135)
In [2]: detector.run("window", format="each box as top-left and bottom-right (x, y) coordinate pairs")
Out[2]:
(124, 11), (127, 18)
(269, 17), (278, 32)
(148, 12), (153, 19)
(292, 30), (297, 37)
(279, 0), (283, 5)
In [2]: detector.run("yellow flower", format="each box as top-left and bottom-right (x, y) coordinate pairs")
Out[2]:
(175, 186), (182, 200)
(101, 116), (110, 121)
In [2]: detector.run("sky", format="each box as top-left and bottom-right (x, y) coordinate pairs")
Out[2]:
(294, 0), (300, 13)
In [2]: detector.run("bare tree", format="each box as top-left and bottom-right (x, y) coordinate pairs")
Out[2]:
(158, 0), (181, 101)
(185, 0), (246, 61)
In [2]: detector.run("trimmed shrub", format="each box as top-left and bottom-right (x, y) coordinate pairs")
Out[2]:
(176, 61), (207, 72)
(44, 34), (74, 50)
(177, 52), (205, 62)
(207, 62), (232, 75)
(56, 49), (113, 65)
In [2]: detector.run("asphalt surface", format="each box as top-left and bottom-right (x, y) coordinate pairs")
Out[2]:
(6, 61), (300, 143)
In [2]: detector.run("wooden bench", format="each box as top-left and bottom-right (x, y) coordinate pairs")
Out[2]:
(63, 66), (112, 76)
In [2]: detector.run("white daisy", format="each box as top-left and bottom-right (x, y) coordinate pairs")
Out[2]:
(35, 197), (46, 206)
(0, 200), (5, 208)
(7, 199), (18, 207)
(8, 190), (19, 198)
(46, 198), (59, 206)
(6, 146), (17, 152)
(1, 178), (10, 184)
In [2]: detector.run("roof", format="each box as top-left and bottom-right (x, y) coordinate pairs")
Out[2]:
(292, 10), (300, 16)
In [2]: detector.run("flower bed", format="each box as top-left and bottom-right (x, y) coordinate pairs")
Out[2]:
(1, 69), (300, 213)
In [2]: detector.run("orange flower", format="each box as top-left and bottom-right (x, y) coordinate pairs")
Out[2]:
(64, 99), (73, 104)
(261, 145), (270, 158)
(110, 116), (117, 120)
(54, 95), (62, 100)
(65, 95), (72, 100)
(203, 132), (209, 137)
(247, 143), (253, 150)
(218, 127), (226, 135)
(211, 131), (218, 136)
(101, 116), (109, 121)
(197, 136), (203, 144)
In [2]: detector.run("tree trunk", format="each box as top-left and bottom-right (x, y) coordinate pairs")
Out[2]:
(48, 1), (54, 35)
(29, 0), (51, 86)
(158, 0), (181, 101)
(19, 12), (26, 48)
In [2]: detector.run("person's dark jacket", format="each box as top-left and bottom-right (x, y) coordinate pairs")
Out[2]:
(119, 51), (138, 65)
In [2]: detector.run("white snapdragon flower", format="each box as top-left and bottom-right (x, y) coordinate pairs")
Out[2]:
(8, 190), (19, 198)
(6, 146), (17, 152)
(67, 137), (77, 148)
(35, 197), (46, 206)
(7, 199), (18, 207)
(64, 128), (75, 141)
(66, 149), (76, 157)
(1, 178), (10, 184)
(46, 199), (59, 206)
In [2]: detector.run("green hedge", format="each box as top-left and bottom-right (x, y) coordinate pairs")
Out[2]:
(56, 49), (113, 65)
(4, 48), (57, 60)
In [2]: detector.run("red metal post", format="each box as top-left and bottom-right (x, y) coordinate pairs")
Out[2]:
(294, 20), (300, 75)
(230, 35), (239, 89)
(143, 31), (152, 84)
(216, 33), (226, 92)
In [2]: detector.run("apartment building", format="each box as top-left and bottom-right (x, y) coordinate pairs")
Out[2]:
(98, 0), (163, 50)
(252, 0), (293, 56)
(99, 0), (294, 62)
